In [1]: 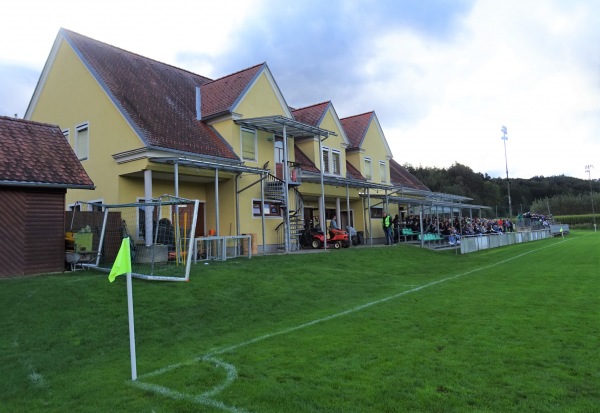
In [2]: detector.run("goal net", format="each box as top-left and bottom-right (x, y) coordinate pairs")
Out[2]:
(66, 195), (199, 281)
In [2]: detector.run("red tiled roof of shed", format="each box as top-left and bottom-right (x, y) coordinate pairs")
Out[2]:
(0, 116), (94, 188)
(62, 29), (240, 160)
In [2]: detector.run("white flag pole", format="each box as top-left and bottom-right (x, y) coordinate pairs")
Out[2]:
(126, 272), (137, 380)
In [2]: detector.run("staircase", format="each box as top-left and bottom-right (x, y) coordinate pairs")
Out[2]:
(266, 174), (305, 251)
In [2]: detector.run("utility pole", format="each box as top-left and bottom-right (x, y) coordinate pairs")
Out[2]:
(501, 126), (512, 218)
(585, 164), (596, 232)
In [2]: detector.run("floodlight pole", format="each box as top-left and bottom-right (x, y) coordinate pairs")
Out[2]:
(585, 164), (597, 232)
(501, 126), (512, 219)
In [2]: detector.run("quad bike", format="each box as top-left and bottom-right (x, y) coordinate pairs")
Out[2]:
(301, 225), (350, 249)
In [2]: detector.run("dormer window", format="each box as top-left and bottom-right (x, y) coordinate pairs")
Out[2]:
(241, 128), (257, 162)
(322, 147), (330, 174)
(364, 157), (372, 180)
(322, 147), (341, 176)
(379, 160), (387, 183)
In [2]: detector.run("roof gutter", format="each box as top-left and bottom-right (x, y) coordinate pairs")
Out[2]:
(0, 181), (95, 190)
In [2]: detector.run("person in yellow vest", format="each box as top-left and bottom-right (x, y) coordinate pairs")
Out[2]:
(382, 213), (394, 245)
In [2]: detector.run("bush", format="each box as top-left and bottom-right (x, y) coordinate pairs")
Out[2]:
(554, 214), (598, 226)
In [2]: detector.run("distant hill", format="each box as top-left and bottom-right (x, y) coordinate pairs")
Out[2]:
(403, 162), (597, 216)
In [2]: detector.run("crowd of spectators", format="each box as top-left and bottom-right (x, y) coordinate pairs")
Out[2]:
(398, 215), (520, 245)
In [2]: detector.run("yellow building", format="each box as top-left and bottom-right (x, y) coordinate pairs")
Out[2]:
(26, 28), (457, 253)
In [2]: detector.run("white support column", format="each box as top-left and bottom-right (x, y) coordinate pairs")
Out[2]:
(215, 168), (220, 235)
(174, 162), (179, 198)
(144, 169), (153, 246)
(318, 135), (326, 249)
(282, 125), (290, 252)
(346, 185), (351, 229)
(335, 197), (341, 226)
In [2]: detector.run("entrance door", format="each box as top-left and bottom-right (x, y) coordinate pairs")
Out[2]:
(274, 137), (284, 180)
(178, 202), (205, 238)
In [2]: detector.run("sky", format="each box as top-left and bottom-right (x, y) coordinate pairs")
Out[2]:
(1, 0), (599, 180)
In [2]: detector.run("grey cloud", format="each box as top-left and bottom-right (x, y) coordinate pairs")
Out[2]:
(0, 64), (38, 118)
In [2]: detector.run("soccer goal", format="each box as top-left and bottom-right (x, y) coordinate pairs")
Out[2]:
(67, 195), (199, 281)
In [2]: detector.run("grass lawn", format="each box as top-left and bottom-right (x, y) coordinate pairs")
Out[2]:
(1, 231), (598, 412)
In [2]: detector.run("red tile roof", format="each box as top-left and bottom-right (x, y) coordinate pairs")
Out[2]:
(346, 161), (367, 181)
(62, 29), (243, 160)
(340, 112), (373, 149)
(0, 116), (94, 188)
(291, 102), (330, 126)
(294, 146), (319, 173)
(201, 64), (264, 117)
(389, 159), (429, 191)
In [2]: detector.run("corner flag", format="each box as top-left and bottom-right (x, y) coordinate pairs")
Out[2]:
(109, 237), (132, 282)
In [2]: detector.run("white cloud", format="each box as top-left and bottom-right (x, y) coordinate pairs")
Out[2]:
(1, 0), (598, 179)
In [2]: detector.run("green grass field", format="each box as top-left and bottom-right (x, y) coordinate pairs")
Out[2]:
(1, 231), (598, 412)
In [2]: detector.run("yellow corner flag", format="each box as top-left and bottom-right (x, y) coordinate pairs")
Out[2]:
(109, 237), (132, 282)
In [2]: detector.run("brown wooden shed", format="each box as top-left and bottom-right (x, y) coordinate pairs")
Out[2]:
(0, 116), (94, 277)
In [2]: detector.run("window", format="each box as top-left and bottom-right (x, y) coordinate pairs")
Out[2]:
(75, 123), (89, 161)
(88, 200), (104, 212)
(241, 128), (257, 161)
(253, 201), (282, 217)
(322, 147), (330, 174)
(379, 161), (387, 183)
(332, 150), (341, 175)
(322, 147), (341, 176)
(370, 207), (383, 219)
(62, 128), (70, 143)
(364, 157), (372, 180)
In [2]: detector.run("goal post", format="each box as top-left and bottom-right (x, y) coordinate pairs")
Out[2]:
(68, 195), (199, 281)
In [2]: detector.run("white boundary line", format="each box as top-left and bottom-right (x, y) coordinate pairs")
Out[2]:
(130, 237), (572, 411)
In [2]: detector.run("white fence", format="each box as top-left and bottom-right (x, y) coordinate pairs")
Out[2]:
(460, 230), (551, 254)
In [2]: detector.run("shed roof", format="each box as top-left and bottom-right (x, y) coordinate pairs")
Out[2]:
(0, 116), (94, 189)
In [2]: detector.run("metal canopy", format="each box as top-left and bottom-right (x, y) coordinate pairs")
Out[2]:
(150, 156), (269, 175)
(235, 116), (336, 138)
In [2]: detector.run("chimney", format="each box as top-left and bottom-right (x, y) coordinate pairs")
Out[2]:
(195, 86), (202, 120)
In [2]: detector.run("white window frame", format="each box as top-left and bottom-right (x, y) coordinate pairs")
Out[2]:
(75, 123), (89, 161)
(379, 160), (387, 183)
(321, 147), (341, 176)
(331, 149), (341, 176)
(321, 146), (330, 174)
(241, 128), (257, 162)
(364, 157), (372, 181)
(252, 200), (282, 217)
(62, 128), (70, 144)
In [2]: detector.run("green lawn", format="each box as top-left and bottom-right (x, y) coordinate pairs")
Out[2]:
(1, 231), (598, 412)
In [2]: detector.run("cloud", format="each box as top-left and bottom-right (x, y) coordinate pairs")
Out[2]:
(0, 63), (39, 118)
(1, 0), (597, 179)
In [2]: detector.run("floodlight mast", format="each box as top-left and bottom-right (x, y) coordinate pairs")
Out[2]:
(501, 126), (512, 219)
(585, 164), (597, 232)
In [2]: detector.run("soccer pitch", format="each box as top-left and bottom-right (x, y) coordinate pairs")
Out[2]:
(1, 231), (598, 412)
